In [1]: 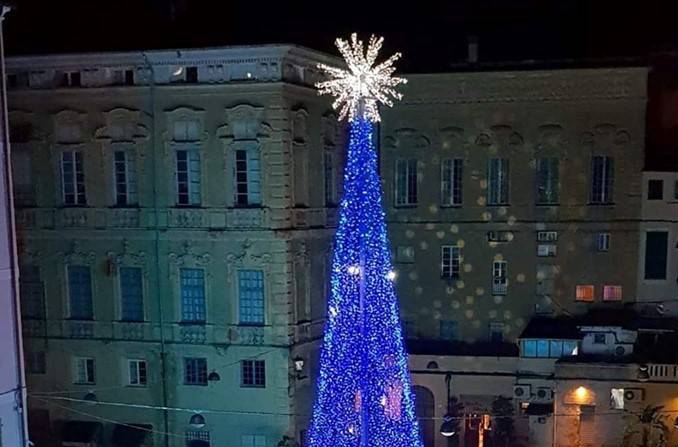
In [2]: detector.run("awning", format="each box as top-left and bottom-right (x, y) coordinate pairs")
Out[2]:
(61, 420), (103, 446)
(525, 402), (554, 416)
(111, 424), (151, 447)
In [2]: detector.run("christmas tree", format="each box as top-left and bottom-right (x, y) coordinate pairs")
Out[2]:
(307, 34), (423, 447)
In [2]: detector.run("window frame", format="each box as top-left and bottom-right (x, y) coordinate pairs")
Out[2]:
(127, 359), (147, 387)
(119, 266), (145, 322)
(492, 260), (508, 295)
(113, 149), (138, 206)
(183, 357), (208, 386)
(233, 146), (262, 207)
(597, 232), (611, 252)
(440, 158), (463, 207)
(575, 285), (595, 302)
(487, 158), (510, 205)
(175, 148), (202, 206)
(73, 357), (96, 384)
(240, 359), (266, 388)
(238, 269), (265, 326)
(441, 245), (461, 279)
(535, 157), (560, 205)
(60, 150), (87, 206)
(590, 155), (614, 204)
(394, 158), (418, 207)
(67, 265), (94, 320)
(180, 268), (206, 324)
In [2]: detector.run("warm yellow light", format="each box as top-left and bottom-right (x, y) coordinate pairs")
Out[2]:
(575, 386), (589, 401)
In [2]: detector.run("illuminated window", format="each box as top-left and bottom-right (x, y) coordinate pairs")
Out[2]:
(603, 285), (622, 301)
(610, 388), (624, 409)
(575, 285), (594, 302)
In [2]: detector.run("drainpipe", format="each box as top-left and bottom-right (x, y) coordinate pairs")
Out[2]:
(141, 51), (170, 447)
(0, 4), (30, 446)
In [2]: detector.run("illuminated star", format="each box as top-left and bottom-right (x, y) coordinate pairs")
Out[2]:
(316, 33), (407, 123)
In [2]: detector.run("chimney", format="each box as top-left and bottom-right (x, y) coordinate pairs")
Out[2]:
(467, 35), (478, 64)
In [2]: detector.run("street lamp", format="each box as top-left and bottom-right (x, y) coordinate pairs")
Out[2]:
(440, 372), (456, 437)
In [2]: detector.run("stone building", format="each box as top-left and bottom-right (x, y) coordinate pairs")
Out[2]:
(7, 46), (341, 447)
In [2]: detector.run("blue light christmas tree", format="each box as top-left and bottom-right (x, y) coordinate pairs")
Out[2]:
(307, 34), (422, 447)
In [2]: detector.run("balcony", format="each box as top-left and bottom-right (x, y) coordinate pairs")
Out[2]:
(492, 281), (508, 296)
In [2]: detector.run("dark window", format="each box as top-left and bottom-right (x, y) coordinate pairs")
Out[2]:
(184, 358), (207, 386)
(186, 67), (198, 83)
(593, 333), (606, 344)
(120, 267), (144, 321)
(590, 156), (614, 204)
(70, 72), (81, 87)
(125, 69), (135, 85)
(674, 180), (678, 200)
(644, 231), (668, 280)
(648, 180), (664, 200)
(439, 320), (458, 341)
(241, 360), (266, 387)
(19, 265), (45, 319)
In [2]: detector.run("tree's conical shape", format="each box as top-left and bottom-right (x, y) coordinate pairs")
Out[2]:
(307, 118), (423, 447)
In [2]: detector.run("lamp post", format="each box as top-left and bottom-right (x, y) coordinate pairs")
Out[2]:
(440, 373), (457, 438)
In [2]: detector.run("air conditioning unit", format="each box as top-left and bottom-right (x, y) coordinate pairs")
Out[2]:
(534, 387), (553, 402)
(513, 384), (531, 400)
(624, 388), (645, 403)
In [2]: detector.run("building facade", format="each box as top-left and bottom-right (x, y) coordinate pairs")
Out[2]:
(8, 46), (341, 447)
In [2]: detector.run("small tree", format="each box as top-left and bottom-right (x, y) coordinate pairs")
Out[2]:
(488, 396), (517, 447)
(623, 405), (670, 447)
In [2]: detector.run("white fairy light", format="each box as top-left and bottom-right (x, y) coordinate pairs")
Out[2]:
(316, 33), (407, 123)
(386, 270), (397, 281)
(347, 265), (361, 276)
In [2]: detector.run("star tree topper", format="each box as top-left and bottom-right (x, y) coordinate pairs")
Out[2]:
(317, 33), (407, 123)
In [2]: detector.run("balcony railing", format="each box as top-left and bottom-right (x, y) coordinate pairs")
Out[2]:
(492, 281), (508, 296)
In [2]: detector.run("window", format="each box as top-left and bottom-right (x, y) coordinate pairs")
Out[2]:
(610, 388), (624, 409)
(324, 151), (336, 206)
(241, 435), (266, 447)
(176, 149), (201, 205)
(590, 156), (614, 204)
(440, 320), (458, 341)
(74, 357), (95, 384)
(234, 149), (262, 206)
(487, 231), (512, 243)
(238, 270), (265, 325)
(68, 266), (93, 319)
(186, 67), (198, 83)
(535, 158), (559, 204)
(120, 267), (144, 322)
(576, 285), (594, 302)
(114, 151), (137, 206)
(492, 261), (507, 295)
(644, 231), (668, 280)
(489, 322), (504, 343)
(186, 430), (210, 446)
(674, 180), (678, 200)
(396, 246), (415, 263)
(537, 231), (558, 242)
(27, 351), (46, 374)
(648, 179), (664, 200)
(19, 266), (44, 319)
(537, 245), (557, 257)
(10, 123), (32, 144)
(128, 359), (147, 386)
(395, 159), (417, 206)
(61, 151), (86, 205)
(597, 233), (610, 252)
(180, 268), (206, 323)
(60, 71), (81, 87)
(184, 358), (207, 386)
(441, 158), (463, 206)
(11, 150), (34, 206)
(241, 360), (266, 388)
(603, 285), (622, 301)
(441, 245), (460, 279)
(521, 339), (577, 358)
(112, 69), (134, 86)
(487, 158), (509, 205)
(593, 333), (606, 345)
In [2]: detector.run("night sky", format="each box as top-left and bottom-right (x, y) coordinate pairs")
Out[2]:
(5, 1), (678, 71)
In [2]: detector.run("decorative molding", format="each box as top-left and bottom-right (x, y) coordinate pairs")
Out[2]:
(475, 125), (523, 147)
(536, 124), (565, 150)
(59, 241), (96, 265)
(169, 241), (211, 269)
(383, 128), (430, 150)
(218, 104), (272, 141)
(107, 239), (147, 269)
(94, 108), (150, 143)
(581, 123), (630, 148)
(226, 239), (272, 269)
(292, 108), (309, 144)
(439, 126), (465, 149)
